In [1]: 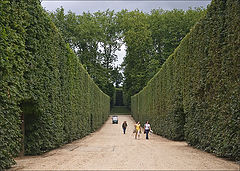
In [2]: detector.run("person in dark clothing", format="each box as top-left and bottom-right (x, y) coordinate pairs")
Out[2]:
(122, 121), (127, 134)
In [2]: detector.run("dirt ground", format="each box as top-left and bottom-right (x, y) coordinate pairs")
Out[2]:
(9, 115), (239, 170)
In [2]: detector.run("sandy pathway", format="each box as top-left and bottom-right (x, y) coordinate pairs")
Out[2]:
(9, 115), (239, 170)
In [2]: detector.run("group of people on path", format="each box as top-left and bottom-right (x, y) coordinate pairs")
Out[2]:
(121, 120), (151, 140)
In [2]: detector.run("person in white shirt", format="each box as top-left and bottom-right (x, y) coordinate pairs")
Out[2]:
(144, 121), (151, 140)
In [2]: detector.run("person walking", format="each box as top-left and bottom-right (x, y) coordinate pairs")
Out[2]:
(122, 121), (127, 134)
(134, 121), (141, 139)
(144, 121), (151, 140)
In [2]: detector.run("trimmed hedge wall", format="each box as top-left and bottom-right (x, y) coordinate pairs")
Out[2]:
(0, 0), (110, 169)
(131, 0), (239, 161)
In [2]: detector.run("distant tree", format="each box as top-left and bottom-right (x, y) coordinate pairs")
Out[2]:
(49, 7), (78, 48)
(116, 10), (154, 103)
(49, 7), (205, 105)
(94, 10), (121, 70)
(49, 8), (122, 104)
(149, 8), (206, 66)
(111, 66), (123, 88)
(116, 8), (205, 104)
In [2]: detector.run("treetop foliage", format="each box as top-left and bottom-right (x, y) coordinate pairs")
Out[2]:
(49, 7), (206, 105)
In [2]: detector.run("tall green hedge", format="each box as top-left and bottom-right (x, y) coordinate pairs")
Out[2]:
(0, 0), (110, 169)
(131, 0), (239, 161)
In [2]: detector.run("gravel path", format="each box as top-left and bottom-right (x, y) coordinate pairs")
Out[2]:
(9, 115), (239, 170)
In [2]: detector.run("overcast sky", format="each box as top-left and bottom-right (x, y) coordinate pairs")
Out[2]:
(41, 1), (212, 66)
(41, 1), (211, 14)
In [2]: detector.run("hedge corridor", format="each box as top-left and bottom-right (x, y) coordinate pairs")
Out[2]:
(0, 0), (110, 169)
(131, 0), (239, 161)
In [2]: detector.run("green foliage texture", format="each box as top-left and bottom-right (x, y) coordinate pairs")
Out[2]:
(0, 0), (110, 169)
(49, 9), (123, 106)
(131, 0), (239, 161)
(117, 8), (205, 105)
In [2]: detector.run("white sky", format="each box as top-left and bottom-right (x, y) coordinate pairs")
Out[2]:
(41, 1), (211, 66)
(115, 43), (126, 67)
(41, 1), (211, 14)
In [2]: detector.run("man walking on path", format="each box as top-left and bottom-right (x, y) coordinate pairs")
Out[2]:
(122, 121), (127, 134)
(144, 121), (151, 139)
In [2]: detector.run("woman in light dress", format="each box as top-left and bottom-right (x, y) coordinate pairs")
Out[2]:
(134, 121), (141, 139)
